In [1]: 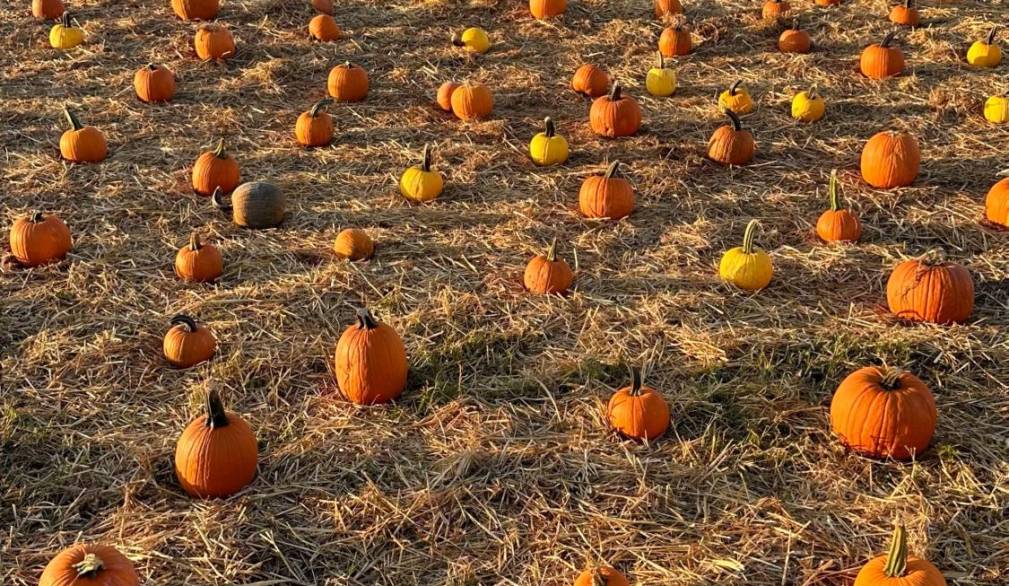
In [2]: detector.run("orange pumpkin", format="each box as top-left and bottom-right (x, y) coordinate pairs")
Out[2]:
(171, 0), (218, 20)
(32, 0), (64, 20)
(327, 62), (369, 102)
(9, 211), (72, 267)
(530, 0), (566, 19)
(571, 64), (610, 98)
(778, 19), (811, 53)
(309, 14), (341, 41)
(295, 99), (334, 147)
(579, 161), (635, 220)
(574, 566), (630, 586)
(450, 82), (494, 121)
(523, 238), (573, 295)
(163, 314), (216, 368)
(60, 107), (107, 163)
(654, 0), (683, 18)
(708, 109), (755, 166)
(333, 228), (374, 261)
(40, 544), (138, 586)
(175, 232), (223, 283)
(311, 0), (333, 14)
(174, 390), (258, 498)
(192, 139), (240, 195)
(984, 176), (1009, 227)
(607, 368), (670, 441)
(761, 0), (790, 20)
(886, 256), (974, 324)
(854, 525), (947, 586)
(659, 24), (692, 57)
(815, 0), (840, 6)
(816, 170), (861, 243)
(589, 85), (642, 138)
(436, 81), (459, 111)
(889, 0), (920, 27)
(194, 24), (235, 60)
(334, 308), (409, 405)
(860, 31), (905, 79)
(133, 63), (176, 103)
(860, 130), (919, 189)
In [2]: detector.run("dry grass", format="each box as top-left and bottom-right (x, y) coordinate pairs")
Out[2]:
(3, 0), (1009, 583)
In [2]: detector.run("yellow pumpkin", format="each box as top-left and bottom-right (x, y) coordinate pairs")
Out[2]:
(791, 87), (825, 122)
(645, 52), (677, 97)
(399, 144), (443, 203)
(451, 27), (490, 54)
(529, 117), (569, 166)
(49, 13), (83, 49)
(967, 27), (1001, 68)
(719, 219), (772, 291)
(718, 80), (753, 114)
(984, 93), (1009, 124)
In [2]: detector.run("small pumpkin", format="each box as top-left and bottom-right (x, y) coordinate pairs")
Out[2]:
(814, 0), (840, 6)
(452, 27), (490, 54)
(886, 254), (974, 324)
(194, 23), (235, 61)
(134, 63), (176, 103)
(579, 161), (635, 220)
(983, 92), (1009, 124)
(49, 13), (83, 49)
(967, 26), (1001, 68)
(830, 367), (937, 460)
(708, 108), (755, 166)
(9, 211), (72, 267)
(295, 98), (334, 147)
(333, 228), (374, 261)
(436, 81), (459, 111)
(174, 231), (223, 283)
(311, 0), (333, 14)
(860, 130), (919, 189)
(524, 238), (573, 295)
(854, 525), (947, 586)
(450, 81), (494, 121)
(761, 0), (790, 21)
(590, 84), (642, 138)
(718, 80), (754, 114)
(645, 52), (677, 97)
(192, 139), (240, 195)
(860, 31), (905, 80)
(658, 24), (692, 57)
(571, 64), (610, 98)
(40, 544), (138, 586)
(778, 19), (811, 54)
(174, 390), (258, 498)
(214, 182), (286, 228)
(889, 0), (919, 27)
(163, 314), (216, 368)
(984, 176), (1009, 226)
(607, 367), (670, 441)
(32, 0), (64, 20)
(60, 107), (107, 163)
(328, 61), (371, 101)
(816, 170), (861, 243)
(530, 0), (566, 19)
(334, 308), (409, 405)
(399, 144), (444, 203)
(172, 0), (219, 20)
(719, 219), (772, 291)
(309, 14), (342, 41)
(654, 0), (683, 18)
(574, 566), (630, 586)
(529, 117), (569, 166)
(791, 86), (825, 122)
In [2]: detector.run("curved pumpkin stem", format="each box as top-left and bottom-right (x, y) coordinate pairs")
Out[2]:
(903, 0), (913, 9)
(205, 389), (230, 429)
(31, 211), (45, 223)
(189, 231), (202, 251)
(60, 12), (71, 28)
(879, 367), (904, 390)
(729, 79), (743, 96)
(63, 106), (82, 131)
(420, 144), (433, 172)
(211, 187), (233, 211)
(450, 30), (464, 46)
(741, 219), (760, 254)
(170, 314), (199, 333)
(828, 169), (843, 211)
(807, 84), (818, 100)
(543, 117), (556, 138)
(73, 553), (104, 578)
(724, 108), (743, 132)
(656, 51), (666, 69)
(609, 84), (622, 101)
(883, 525), (909, 578)
(355, 307), (379, 330)
(544, 237), (560, 262)
(790, 17), (799, 31)
(309, 98), (333, 117)
(880, 30), (898, 48)
(986, 26), (998, 45)
(628, 365), (644, 397)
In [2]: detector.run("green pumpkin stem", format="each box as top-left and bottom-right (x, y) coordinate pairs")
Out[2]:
(189, 231), (202, 251)
(211, 187), (232, 212)
(609, 84), (622, 101)
(543, 117), (556, 138)
(31, 211), (45, 223)
(604, 160), (621, 179)
(883, 525), (909, 577)
(63, 106), (82, 131)
(420, 144), (433, 172)
(213, 138), (227, 158)
(881, 30), (898, 48)
(986, 26), (998, 46)
(205, 389), (230, 429)
(546, 237), (559, 262)
(828, 169), (843, 211)
(729, 79), (743, 96)
(724, 108), (743, 132)
(170, 314), (199, 333)
(741, 219), (760, 254)
(73, 553), (104, 578)
(309, 98), (333, 118)
(356, 307), (379, 329)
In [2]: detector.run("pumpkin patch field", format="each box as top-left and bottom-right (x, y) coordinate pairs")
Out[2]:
(5, 0), (1009, 583)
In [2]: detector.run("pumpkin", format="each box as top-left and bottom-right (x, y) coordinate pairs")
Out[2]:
(984, 176), (1009, 226)
(32, 0), (64, 20)
(574, 566), (630, 586)
(327, 62), (365, 104)
(309, 14), (342, 41)
(967, 26), (1001, 68)
(607, 368), (670, 441)
(40, 544), (138, 586)
(761, 0), (790, 21)
(778, 19), (811, 53)
(214, 182), (286, 228)
(194, 24), (235, 61)
(192, 139), (240, 195)
(654, 0), (683, 18)
(49, 13), (83, 49)
(571, 64), (610, 98)
(174, 232), (223, 283)
(295, 99), (334, 147)
(983, 93), (1009, 124)
(860, 31), (905, 79)
(886, 255), (974, 324)
(333, 228), (374, 261)
(579, 161), (635, 220)
(860, 130), (919, 189)
(816, 170), (861, 243)
(399, 144), (444, 203)
(815, 0), (840, 6)
(334, 308), (409, 405)
(163, 314), (216, 368)
(708, 108), (755, 166)
(719, 219), (772, 290)
(854, 525), (947, 586)
(529, 117), (569, 166)
(171, 0), (218, 20)
(311, 0), (333, 14)
(590, 84), (642, 138)
(9, 211), (72, 267)
(645, 52), (677, 97)
(889, 0), (919, 27)
(718, 80), (754, 114)
(450, 82), (494, 121)
(830, 367), (936, 460)
(452, 27), (490, 54)
(658, 24), (692, 57)
(791, 86), (825, 122)
(60, 107), (107, 163)
(133, 63), (176, 103)
(530, 0), (566, 19)
(523, 238), (573, 295)
(436, 81), (459, 111)
(174, 390), (258, 498)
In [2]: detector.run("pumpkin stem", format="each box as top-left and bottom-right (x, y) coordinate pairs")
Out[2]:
(147, 63), (158, 71)
(604, 160), (621, 179)
(420, 144), (433, 172)
(656, 51), (666, 69)
(189, 231), (202, 251)
(309, 98), (333, 117)
(741, 219), (760, 255)
(729, 79), (742, 96)
(807, 84), (818, 100)
(343, 60), (353, 69)
(546, 237), (559, 262)
(986, 26), (998, 45)
(903, 0), (913, 9)
(628, 365), (644, 397)
(205, 389), (230, 429)
(355, 307), (379, 330)
(170, 314), (199, 333)
(451, 30), (464, 46)
(879, 367), (904, 390)
(60, 12), (70, 27)
(724, 108), (743, 132)
(31, 211), (46, 223)
(883, 524), (909, 577)
(880, 30), (898, 48)
(609, 84), (622, 101)
(73, 553), (104, 577)
(213, 138), (227, 159)
(592, 568), (607, 586)
(828, 169), (843, 211)
(63, 106), (82, 131)
(211, 187), (233, 211)
(543, 117), (556, 138)
(919, 248), (945, 266)
(791, 17), (799, 31)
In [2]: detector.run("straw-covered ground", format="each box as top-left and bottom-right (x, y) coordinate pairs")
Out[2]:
(3, 0), (1009, 583)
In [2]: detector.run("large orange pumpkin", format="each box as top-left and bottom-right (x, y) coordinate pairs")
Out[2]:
(327, 62), (369, 101)
(607, 368), (670, 441)
(295, 99), (334, 147)
(860, 130), (919, 189)
(708, 109), (755, 166)
(579, 161), (635, 220)
(133, 63), (176, 103)
(163, 314), (216, 368)
(530, 0), (566, 19)
(60, 107), (107, 163)
(984, 176), (1009, 227)
(194, 23), (235, 60)
(309, 14), (341, 41)
(889, 0), (920, 27)
(573, 566), (630, 586)
(523, 238), (574, 295)
(32, 0), (64, 20)
(589, 85), (641, 138)
(9, 211), (72, 267)
(174, 232), (223, 283)
(174, 390), (258, 498)
(886, 256), (973, 324)
(40, 544), (138, 586)
(860, 31), (905, 79)
(334, 308), (409, 405)
(853, 525), (947, 586)
(571, 64), (610, 98)
(761, 0), (790, 20)
(192, 139), (240, 195)
(654, 0), (683, 18)
(658, 24), (692, 56)
(450, 82), (494, 121)
(172, 0), (218, 20)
